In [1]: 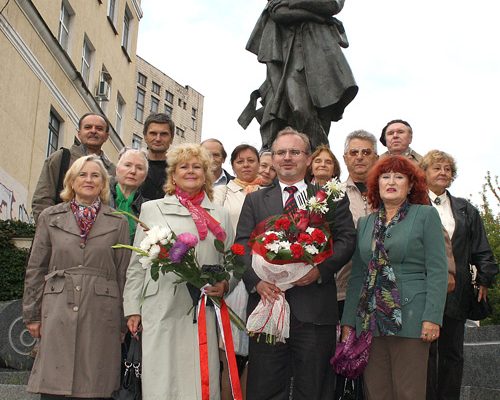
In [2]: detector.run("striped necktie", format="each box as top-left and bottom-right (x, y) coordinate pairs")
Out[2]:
(284, 186), (298, 214)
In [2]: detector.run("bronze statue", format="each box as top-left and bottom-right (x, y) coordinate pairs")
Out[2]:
(238, 0), (358, 150)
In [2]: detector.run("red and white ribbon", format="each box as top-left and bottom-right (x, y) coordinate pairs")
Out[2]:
(197, 294), (242, 400)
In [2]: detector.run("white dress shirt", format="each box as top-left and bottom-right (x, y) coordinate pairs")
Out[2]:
(429, 191), (455, 239)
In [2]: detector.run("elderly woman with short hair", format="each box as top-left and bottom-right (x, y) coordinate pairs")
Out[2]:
(420, 150), (498, 400)
(23, 155), (130, 399)
(123, 143), (235, 400)
(110, 148), (149, 242)
(258, 150), (277, 187)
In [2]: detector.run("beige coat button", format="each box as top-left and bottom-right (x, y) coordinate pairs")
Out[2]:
(75, 286), (81, 291)
(73, 306), (79, 312)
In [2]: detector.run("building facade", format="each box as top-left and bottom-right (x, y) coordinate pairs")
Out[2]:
(132, 56), (204, 149)
(0, 0), (142, 221)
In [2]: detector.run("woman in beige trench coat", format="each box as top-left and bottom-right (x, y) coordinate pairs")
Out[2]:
(23, 155), (130, 399)
(124, 144), (235, 400)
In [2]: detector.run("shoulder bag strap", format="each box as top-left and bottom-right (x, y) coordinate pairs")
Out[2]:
(55, 147), (71, 204)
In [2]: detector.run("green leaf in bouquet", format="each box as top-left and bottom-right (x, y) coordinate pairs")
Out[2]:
(151, 265), (160, 281)
(277, 249), (292, 259)
(214, 239), (225, 253)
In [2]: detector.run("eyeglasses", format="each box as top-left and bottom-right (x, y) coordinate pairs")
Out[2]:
(346, 148), (374, 157)
(272, 149), (308, 158)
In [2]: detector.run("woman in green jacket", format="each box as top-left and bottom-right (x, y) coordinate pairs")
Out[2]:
(342, 156), (448, 400)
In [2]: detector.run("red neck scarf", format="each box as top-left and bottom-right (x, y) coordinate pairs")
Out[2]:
(175, 187), (226, 242)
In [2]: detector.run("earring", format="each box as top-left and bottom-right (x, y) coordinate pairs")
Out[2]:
(172, 180), (176, 185)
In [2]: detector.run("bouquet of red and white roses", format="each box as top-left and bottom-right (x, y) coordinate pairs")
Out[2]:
(248, 179), (346, 343)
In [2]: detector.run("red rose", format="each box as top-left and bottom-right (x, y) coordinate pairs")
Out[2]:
(290, 243), (304, 259)
(230, 243), (245, 256)
(298, 233), (313, 244)
(296, 216), (310, 231)
(158, 246), (169, 260)
(264, 233), (279, 244)
(315, 190), (327, 202)
(274, 217), (291, 231)
(309, 212), (325, 226)
(311, 229), (326, 243)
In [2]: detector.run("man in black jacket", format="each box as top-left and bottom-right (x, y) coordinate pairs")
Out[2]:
(236, 127), (356, 399)
(141, 113), (175, 200)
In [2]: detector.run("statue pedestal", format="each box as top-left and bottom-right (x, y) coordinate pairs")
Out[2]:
(461, 325), (500, 399)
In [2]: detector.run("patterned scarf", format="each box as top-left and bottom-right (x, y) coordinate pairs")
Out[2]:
(175, 187), (226, 241)
(233, 177), (263, 194)
(357, 201), (410, 336)
(70, 198), (101, 243)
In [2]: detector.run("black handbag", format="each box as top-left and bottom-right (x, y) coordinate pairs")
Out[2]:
(112, 334), (142, 400)
(467, 266), (492, 321)
(468, 284), (492, 321)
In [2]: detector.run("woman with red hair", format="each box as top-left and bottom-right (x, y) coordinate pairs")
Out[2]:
(341, 156), (448, 400)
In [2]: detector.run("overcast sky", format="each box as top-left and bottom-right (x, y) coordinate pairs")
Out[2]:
(137, 0), (499, 206)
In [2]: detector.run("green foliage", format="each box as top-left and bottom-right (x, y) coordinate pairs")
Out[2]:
(0, 220), (35, 301)
(477, 172), (500, 325)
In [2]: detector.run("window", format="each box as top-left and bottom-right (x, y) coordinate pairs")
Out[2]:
(97, 67), (111, 100)
(58, 1), (73, 51)
(81, 37), (94, 86)
(47, 111), (61, 157)
(164, 104), (173, 118)
(150, 96), (159, 113)
(135, 88), (145, 122)
(107, 0), (116, 25)
(191, 107), (197, 130)
(176, 127), (185, 138)
(165, 90), (174, 104)
(122, 6), (132, 52)
(178, 98), (182, 107)
(183, 101), (187, 110)
(152, 81), (160, 95)
(132, 134), (142, 150)
(115, 93), (125, 136)
(137, 73), (147, 86)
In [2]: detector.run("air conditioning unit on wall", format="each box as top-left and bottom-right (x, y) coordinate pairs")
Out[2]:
(96, 80), (110, 101)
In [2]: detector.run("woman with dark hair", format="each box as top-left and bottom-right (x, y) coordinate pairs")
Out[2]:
(421, 150), (498, 400)
(342, 156), (448, 400)
(308, 144), (341, 185)
(214, 143), (261, 400)
(23, 155), (130, 399)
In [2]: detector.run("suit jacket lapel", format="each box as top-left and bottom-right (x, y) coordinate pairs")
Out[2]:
(263, 184), (284, 218)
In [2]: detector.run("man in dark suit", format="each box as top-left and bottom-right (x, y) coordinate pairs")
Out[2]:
(236, 127), (356, 400)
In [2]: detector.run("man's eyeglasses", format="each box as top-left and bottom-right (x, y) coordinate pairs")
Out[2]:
(346, 148), (373, 157)
(272, 149), (308, 157)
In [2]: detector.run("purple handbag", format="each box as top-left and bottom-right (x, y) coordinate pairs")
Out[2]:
(331, 329), (373, 380)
